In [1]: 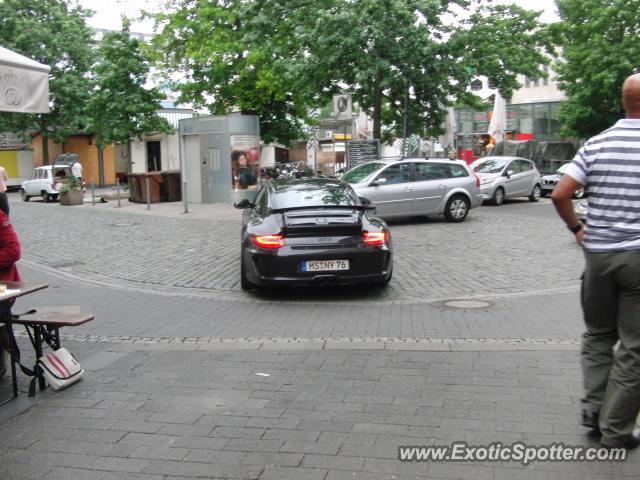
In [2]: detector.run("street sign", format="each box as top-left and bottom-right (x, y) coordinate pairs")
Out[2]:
(346, 140), (380, 170)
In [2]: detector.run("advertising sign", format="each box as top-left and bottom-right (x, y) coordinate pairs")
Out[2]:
(230, 134), (260, 191)
(333, 94), (352, 121)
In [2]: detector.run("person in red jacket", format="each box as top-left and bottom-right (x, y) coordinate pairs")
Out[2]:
(0, 210), (20, 282)
(0, 210), (20, 377)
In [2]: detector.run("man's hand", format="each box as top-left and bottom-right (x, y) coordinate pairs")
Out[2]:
(551, 173), (584, 245)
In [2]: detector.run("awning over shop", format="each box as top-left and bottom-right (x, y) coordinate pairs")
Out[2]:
(0, 45), (50, 114)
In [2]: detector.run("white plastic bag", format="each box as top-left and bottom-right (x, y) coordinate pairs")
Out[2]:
(38, 348), (83, 390)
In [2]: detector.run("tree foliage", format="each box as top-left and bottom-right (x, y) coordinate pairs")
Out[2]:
(0, 0), (95, 153)
(152, 0), (550, 145)
(552, 0), (640, 139)
(85, 19), (171, 150)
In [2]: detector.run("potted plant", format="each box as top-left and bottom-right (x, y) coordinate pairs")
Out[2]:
(58, 175), (83, 206)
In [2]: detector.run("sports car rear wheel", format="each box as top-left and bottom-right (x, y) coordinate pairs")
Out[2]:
(373, 266), (393, 287)
(240, 255), (255, 291)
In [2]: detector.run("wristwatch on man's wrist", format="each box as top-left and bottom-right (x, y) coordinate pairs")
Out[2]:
(568, 222), (583, 234)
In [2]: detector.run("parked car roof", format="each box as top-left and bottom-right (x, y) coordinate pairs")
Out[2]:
(374, 157), (469, 165)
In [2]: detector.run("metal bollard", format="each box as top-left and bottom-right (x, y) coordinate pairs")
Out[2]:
(91, 182), (95, 206)
(146, 176), (151, 210)
(183, 181), (188, 214)
(116, 178), (121, 208)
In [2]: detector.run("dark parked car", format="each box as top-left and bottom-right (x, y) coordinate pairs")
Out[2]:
(234, 177), (393, 290)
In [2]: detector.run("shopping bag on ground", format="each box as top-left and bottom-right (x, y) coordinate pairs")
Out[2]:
(37, 348), (83, 390)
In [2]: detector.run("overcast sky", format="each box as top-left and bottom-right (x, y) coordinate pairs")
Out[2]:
(78, 0), (560, 34)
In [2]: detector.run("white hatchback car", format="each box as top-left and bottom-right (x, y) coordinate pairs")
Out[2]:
(21, 165), (73, 202)
(473, 156), (542, 205)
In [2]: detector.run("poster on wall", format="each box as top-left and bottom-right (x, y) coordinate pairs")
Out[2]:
(230, 134), (260, 191)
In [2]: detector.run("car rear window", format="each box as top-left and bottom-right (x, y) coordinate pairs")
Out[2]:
(52, 168), (71, 179)
(341, 162), (385, 183)
(270, 180), (361, 210)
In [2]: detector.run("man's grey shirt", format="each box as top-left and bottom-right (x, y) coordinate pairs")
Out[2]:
(565, 118), (640, 252)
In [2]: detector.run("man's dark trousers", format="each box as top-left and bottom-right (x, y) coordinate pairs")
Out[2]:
(581, 250), (640, 443)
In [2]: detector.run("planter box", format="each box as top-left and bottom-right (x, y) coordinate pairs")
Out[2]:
(59, 190), (83, 206)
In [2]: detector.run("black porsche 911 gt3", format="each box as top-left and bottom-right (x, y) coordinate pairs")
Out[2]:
(234, 177), (393, 290)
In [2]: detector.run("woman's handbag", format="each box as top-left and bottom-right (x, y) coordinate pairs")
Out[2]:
(37, 348), (83, 390)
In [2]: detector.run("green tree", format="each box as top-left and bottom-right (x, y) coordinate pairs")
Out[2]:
(552, 0), (640, 139)
(150, 0), (313, 145)
(151, 0), (549, 145)
(86, 19), (171, 185)
(0, 0), (95, 163)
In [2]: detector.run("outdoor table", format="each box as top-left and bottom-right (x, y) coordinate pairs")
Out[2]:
(0, 281), (48, 404)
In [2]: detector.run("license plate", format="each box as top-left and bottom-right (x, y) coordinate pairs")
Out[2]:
(301, 260), (350, 272)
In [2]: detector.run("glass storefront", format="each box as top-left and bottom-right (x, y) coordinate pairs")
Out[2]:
(455, 101), (562, 142)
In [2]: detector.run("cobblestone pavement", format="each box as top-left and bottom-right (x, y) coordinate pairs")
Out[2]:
(3, 193), (635, 480)
(10, 193), (584, 304)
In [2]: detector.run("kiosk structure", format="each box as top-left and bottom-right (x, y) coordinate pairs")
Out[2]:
(179, 115), (260, 204)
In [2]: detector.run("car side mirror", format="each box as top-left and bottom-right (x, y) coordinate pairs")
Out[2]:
(359, 196), (376, 212)
(372, 178), (387, 186)
(234, 199), (253, 209)
(504, 170), (514, 178)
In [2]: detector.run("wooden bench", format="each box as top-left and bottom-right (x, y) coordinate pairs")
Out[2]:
(3, 310), (94, 399)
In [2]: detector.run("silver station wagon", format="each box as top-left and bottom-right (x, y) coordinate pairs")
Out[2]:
(342, 158), (483, 222)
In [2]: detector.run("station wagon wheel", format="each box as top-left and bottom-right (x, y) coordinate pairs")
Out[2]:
(444, 194), (470, 222)
(21, 190), (30, 202)
(42, 192), (53, 203)
(529, 184), (541, 202)
(492, 187), (505, 206)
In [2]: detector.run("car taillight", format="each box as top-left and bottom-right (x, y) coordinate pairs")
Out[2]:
(473, 172), (481, 188)
(250, 234), (285, 249)
(362, 231), (387, 246)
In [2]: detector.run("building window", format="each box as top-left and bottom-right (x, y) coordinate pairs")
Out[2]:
(524, 77), (530, 88)
(470, 79), (483, 91)
(543, 65), (549, 86)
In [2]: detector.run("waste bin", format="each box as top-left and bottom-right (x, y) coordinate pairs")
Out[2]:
(138, 172), (163, 203)
(126, 173), (141, 203)
(163, 171), (182, 202)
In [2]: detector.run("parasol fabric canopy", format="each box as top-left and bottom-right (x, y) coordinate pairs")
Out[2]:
(0, 45), (50, 114)
(487, 92), (507, 143)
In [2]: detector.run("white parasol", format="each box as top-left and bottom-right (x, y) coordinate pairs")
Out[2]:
(487, 92), (507, 143)
(0, 46), (50, 114)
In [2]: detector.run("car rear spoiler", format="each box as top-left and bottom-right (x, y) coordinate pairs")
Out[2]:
(271, 205), (368, 213)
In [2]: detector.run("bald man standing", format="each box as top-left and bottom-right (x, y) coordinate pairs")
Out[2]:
(552, 73), (640, 449)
